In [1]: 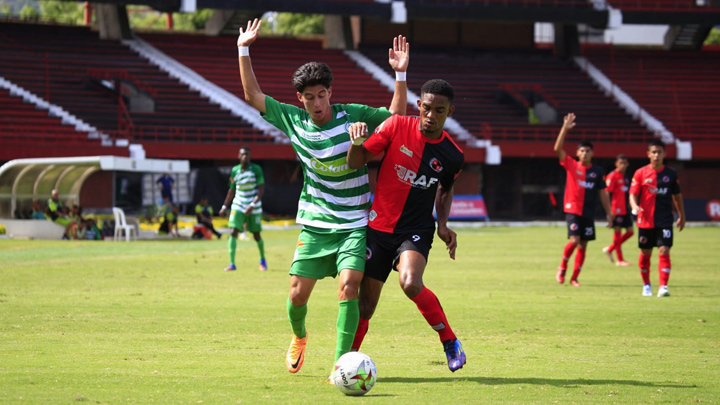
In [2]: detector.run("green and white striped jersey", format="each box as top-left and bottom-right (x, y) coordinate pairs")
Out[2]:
(229, 163), (265, 213)
(263, 96), (391, 230)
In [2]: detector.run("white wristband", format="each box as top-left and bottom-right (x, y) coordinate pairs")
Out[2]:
(221, 205), (227, 210)
(238, 46), (249, 57)
(395, 71), (406, 81)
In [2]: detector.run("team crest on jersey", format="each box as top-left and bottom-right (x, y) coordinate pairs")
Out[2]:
(589, 172), (597, 179)
(429, 158), (443, 173)
(369, 209), (377, 222)
(663, 176), (670, 183)
(400, 145), (413, 157)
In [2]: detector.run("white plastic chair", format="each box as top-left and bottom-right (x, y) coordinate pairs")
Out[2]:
(113, 207), (137, 242)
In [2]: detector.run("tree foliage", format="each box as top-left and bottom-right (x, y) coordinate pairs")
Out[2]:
(40, 0), (83, 24)
(705, 27), (720, 45)
(261, 12), (324, 36)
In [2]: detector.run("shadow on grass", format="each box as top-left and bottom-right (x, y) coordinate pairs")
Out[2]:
(380, 376), (693, 388)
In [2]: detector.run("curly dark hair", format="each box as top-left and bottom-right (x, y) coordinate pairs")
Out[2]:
(292, 62), (333, 93)
(420, 79), (454, 104)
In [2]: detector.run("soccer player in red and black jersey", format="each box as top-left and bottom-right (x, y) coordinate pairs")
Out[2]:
(346, 79), (466, 372)
(602, 154), (634, 266)
(629, 140), (685, 297)
(554, 113), (614, 286)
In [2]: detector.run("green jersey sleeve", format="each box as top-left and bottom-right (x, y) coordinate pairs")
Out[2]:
(252, 164), (265, 186)
(262, 95), (305, 139)
(195, 204), (202, 215)
(343, 103), (392, 131)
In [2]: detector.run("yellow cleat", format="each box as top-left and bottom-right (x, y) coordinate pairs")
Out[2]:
(286, 333), (307, 373)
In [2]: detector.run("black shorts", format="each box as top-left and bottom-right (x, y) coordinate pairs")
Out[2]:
(566, 213), (596, 241)
(638, 227), (673, 249)
(613, 214), (634, 229)
(364, 227), (434, 283)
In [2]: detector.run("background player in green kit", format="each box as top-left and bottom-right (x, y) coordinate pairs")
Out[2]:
(219, 147), (266, 272)
(236, 18), (409, 376)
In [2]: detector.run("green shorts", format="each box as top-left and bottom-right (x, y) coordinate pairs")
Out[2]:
(228, 209), (262, 233)
(53, 217), (70, 227)
(290, 226), (367, 280)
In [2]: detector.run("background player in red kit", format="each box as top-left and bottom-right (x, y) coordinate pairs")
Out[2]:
(346, 79), (466, 372)
(629, 140), (685, 297)
(554, 113), (614, 286)
(602, 154), (634, 266)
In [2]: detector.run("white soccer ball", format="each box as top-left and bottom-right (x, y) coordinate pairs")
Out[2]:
(332, 351), (377, 396)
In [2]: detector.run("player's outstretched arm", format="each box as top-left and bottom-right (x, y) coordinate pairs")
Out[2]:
(219, 187), (235, 217)
(673, 193), (686, 231)
(435, 183), (457, 260)
(553, 113), (576, 161)
(347, 122), (377, 170)
(388, 35), (409, 116)
(237, 18), (267, 114)
(599, 189), (614, 227)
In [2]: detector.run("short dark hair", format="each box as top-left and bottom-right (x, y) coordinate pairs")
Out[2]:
(616, 154), (628, 161)
(420, 79), (454, 104)
(239, 146), (250, 153)
(292, 62), (333, 93)
(649, 140), (665, 150)
(578, 141), (594, 150)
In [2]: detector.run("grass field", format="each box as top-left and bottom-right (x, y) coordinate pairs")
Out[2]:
(1, 226), (719, 403)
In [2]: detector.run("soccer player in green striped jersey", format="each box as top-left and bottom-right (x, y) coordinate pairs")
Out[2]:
(220, 147), (266, 272)
(237, 18), (409, 376)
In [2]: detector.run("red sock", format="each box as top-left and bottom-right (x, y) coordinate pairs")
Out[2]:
(639, 252), (651, 285)
(410, 286), (456, 343)
(572, 248), (586, 280)
(351, 317), (369, 351)
(561, 242), (576, 270)
(620, 230), (634, 244)
(659, 254), (671, 287)
(614, 231), (625, 262)
(608, 230), (621, 253)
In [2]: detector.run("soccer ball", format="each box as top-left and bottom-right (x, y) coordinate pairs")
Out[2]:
(332, 351), (377, 396)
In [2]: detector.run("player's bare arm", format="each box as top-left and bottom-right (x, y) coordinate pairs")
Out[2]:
(347, 122), (377, 170)
(388, 35), (409, 116)
(629, 193), (642, 215)
(244, 184), (264, 216)
(673, 193), (686, 231)
(219, 187), (235, 217)
(599, 189), (615, 227)
(237, 18), (267, 114)
(435, 182), (457, 260)
(553, 113), (576, 161)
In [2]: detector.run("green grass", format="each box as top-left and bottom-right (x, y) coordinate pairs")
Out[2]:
(1, 226), (719, 403)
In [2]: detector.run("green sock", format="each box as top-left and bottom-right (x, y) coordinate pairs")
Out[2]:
(335, 299), (359, 363)
(228, 235), (237, 266)
(287, 298), (307, 339)
(257, 239), (265, 260)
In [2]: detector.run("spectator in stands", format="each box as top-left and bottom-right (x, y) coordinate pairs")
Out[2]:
(31, 200), (46, 220)
(80, 218), (102, 240)
(156, 173), (175, 203)
(45, 189), (78, 239)
(195, 197), (222, 239)
(159, 204), (180, 237)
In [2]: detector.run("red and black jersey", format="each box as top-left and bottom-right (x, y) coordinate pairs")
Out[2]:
(605, 169), (630, 216)
(559, 155), (605, 218)
(629, 164), (681, 229)
(364, 115), (464, 233)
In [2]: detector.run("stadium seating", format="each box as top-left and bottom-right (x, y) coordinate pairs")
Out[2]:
(582, 45), (720, 141)
(0, 22), (264, 145)
(139, 33), (397, 110)
(0, 87), (91, 144)
(359, 45), (652, 143)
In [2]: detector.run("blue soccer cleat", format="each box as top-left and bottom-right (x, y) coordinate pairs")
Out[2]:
(259, 258), (267, 271)
(443, 339), (467, 372)
(224, 264), (237, 272)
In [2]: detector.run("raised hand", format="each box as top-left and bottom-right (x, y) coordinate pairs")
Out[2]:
(563, 113), (576, 131)
(237, 18), (262, 47)
(348, 122), (369, 146)
(388, 35), (409, 73)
